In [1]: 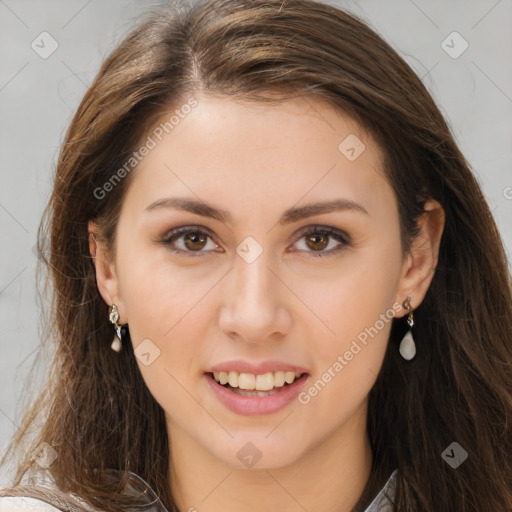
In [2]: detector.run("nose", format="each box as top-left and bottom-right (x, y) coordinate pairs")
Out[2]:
(218, 249), (292, 344)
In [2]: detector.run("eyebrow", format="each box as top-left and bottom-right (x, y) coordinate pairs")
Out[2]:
(144, 197), (369, 225)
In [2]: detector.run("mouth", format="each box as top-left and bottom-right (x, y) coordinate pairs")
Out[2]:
(205, 370), (308, 397)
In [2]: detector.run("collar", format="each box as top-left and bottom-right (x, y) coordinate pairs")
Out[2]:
(363, 469), (397, 511)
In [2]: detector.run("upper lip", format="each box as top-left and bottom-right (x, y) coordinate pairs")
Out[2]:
(205, 360), (309, 375)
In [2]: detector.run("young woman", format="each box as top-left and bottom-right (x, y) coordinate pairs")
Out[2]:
(1, 0), (511, 511)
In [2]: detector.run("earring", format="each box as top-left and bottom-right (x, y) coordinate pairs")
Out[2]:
(109, 304), (124, 352)
(399, 296), (416, 360)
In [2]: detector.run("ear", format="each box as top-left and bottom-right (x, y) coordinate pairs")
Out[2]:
(88, 221), (128, 323)
(393, 199), (445, 317)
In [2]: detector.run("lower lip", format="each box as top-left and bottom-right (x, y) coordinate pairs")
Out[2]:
(204, 373), (309, 416)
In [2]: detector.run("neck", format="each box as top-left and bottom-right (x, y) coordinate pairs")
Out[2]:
(167, 402), (373, 512)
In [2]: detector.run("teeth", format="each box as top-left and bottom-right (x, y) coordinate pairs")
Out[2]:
(239, 373), (256, 389)
(231, 387), (282, 397)
(211, 370), (304, 390)
(228, 371), (238, 388)
(273, 371), (285, 387)
(285, 372), (296, 384)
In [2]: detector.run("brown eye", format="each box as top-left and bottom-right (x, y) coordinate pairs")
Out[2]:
(304, 233), (329, 251)
(160, 226), (219, 256)
(183, 232), (208, 251)
(293, 226), (350, 258)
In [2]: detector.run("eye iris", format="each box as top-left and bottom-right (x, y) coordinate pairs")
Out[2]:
(184, 232), (207, 251)
(305, 233), (329, 251)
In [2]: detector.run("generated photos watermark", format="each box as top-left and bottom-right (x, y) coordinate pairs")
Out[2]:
(93, 97), (198, 200)
(298, 301), (402, 404)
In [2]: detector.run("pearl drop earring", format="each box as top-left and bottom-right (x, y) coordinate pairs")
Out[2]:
(109, 304), (123, 352)
(399, 296), (416, 360)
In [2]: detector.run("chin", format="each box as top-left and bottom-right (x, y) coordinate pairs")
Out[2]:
(204, 430), (307, 470)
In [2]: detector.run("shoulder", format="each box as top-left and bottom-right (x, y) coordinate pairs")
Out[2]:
(0, 497), (62, 511)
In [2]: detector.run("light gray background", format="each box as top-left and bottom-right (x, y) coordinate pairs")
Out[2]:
(1, 0), (511, 485)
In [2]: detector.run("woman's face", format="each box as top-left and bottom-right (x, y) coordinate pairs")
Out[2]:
(92, 95), (421, 470)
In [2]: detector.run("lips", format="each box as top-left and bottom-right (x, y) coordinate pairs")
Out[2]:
(205, 359), (308, 375)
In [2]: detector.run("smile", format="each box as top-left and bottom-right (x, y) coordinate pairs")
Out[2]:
(204, 371), (309, 415)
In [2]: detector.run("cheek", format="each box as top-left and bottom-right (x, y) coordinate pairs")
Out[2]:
(117, 241), (208, 339)
(293, 237), (401, 407)
(297, 242), (401, 348)
(118, 254), (208, 414)
(115, 252), (215, 413)
(296, 274), (395, 427)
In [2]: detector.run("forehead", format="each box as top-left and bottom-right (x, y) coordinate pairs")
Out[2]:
(122, 95), (392, 221)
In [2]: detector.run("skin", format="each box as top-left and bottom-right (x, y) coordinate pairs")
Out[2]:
(89, 95), (445, 512)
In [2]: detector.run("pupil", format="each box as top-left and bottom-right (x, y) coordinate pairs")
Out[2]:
(185, 232), (206, 250)
(307, 233), (328, 251)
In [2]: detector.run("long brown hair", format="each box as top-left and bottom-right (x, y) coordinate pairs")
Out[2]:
(1, 1), (511, 510)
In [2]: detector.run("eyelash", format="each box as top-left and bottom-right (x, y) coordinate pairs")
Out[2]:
(158, 225), (351, 258)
